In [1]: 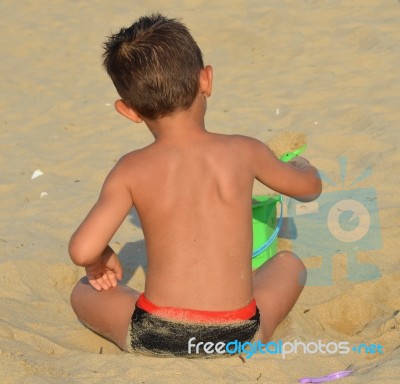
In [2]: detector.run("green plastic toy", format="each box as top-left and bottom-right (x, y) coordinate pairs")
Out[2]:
(251, 144), (307, 269)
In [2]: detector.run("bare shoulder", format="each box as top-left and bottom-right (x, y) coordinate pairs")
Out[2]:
(115, 145), (154, 171)
(235, 134), (272, 151)
(108, 145), (161, 193)
(216, 134), (265, 150)
(222, 134), (274, 159)
(102, 148), (148, 189)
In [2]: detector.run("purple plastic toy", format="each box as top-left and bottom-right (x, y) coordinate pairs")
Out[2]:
(298, 370), (353, 383)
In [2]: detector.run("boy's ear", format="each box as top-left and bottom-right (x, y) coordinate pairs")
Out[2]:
(114, 99), (143, 123)
(199, 65), (213, 97)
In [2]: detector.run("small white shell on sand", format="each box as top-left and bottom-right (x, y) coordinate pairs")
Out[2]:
(40, 192), (48, 198)
(31, 169), (44, 180)
(276, 108), (280, 115)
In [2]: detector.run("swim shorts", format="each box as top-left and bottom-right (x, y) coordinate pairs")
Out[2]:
(126, 294), (260, 357)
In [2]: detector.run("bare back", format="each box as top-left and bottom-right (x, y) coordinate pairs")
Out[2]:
(125, 132), (256, 311)
(69, 126), (319, 348)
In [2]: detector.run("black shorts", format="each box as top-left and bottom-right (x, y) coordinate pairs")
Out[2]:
(126, 295), (260, 358)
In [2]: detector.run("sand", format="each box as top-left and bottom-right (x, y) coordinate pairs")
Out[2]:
(1, 0), (399, 382)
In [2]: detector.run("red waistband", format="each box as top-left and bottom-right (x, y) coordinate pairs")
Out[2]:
(136, 294), (257, 324)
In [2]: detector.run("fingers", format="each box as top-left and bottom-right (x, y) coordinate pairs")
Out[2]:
(88, 271), (121, 291)
(88, 277), (103, 291)
(85, 253), (123, 291)
(88, 274), (111, 291)
(106, 270), (119, 288)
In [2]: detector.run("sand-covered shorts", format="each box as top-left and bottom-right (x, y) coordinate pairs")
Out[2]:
(126, 294), (260, 357)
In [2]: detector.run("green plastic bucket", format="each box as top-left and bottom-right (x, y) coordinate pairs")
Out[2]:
(252, 195), (283, 270)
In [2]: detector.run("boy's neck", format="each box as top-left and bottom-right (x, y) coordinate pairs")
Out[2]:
(145, 96), (208, 142)
(148, 120), (207, 142)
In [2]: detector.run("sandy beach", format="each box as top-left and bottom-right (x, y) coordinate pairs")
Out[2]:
(1, 0), (399, 382)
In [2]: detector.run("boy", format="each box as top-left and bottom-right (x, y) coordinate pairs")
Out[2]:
(69, 14), (321, 357)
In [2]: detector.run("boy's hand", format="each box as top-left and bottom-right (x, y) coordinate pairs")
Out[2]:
(85, 246), (123, 291)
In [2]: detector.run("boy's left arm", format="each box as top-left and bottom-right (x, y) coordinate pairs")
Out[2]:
(69, 160), (133, 290)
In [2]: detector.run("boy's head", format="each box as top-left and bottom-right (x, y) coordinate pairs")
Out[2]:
(103, 14), (204, 120)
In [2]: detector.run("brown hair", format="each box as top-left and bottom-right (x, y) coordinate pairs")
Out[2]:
(103, 14), (204, 120)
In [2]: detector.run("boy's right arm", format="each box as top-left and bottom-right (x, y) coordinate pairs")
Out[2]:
(68, 158), (133, 290)
(251, 139), (322, 202)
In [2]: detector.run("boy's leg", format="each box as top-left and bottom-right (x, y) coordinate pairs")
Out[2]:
(253, 251), (307, 342)
(70, 277), (139, 350)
